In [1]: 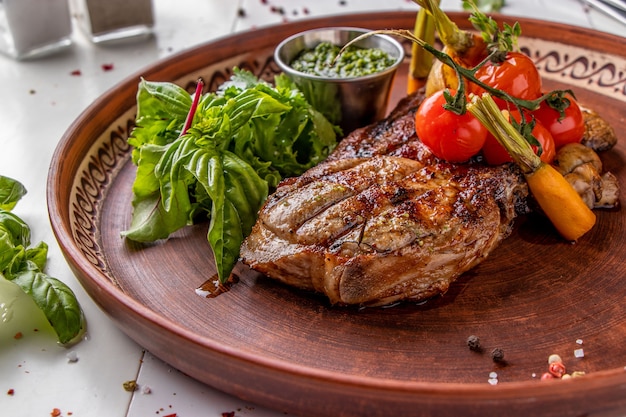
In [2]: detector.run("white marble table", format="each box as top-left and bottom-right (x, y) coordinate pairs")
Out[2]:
(0, 1), (623, 416)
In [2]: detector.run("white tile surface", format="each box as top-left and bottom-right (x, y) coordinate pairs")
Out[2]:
(128, 351), (293, 417)
(0, 1), (623, 417)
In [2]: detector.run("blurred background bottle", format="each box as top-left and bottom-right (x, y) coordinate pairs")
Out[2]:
(0, 0), (72, 59)
(70, 0), (154, 43)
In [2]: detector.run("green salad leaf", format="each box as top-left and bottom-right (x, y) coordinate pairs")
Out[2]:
(0, 175), (85, 345)
(123, 69), (338, 283)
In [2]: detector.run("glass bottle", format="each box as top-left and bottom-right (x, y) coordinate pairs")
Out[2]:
(70, 0), (154, 43)
(0, 0), (72, 60)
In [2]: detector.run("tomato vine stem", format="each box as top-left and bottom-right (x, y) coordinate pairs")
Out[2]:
(337, 29), (573, 119)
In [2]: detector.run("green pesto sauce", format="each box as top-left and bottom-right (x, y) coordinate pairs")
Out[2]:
(290, 41), (395, 78)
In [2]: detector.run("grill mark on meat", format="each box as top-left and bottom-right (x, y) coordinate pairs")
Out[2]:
(261, 156), (425, 244)
(241, 91), (529, 306)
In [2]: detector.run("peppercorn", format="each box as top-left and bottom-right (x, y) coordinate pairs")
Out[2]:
(466, 335), (481, 352)
(491, 348), (505, 363)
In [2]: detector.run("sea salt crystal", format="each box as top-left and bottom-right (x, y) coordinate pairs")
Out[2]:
(195, 287), (211, 298)
(574, 348), (585, 358)
(141, 385), (152, 395)
(66, 351), (79, 363)
(488, 371), (498, 385)
(576, 339), (583, 345)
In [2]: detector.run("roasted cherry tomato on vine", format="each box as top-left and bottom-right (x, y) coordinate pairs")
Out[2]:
(471, 52), (542, 107)
(415, 89), (488, 163)
(532, 97), (585, 149)
(481, 110), (556, 165)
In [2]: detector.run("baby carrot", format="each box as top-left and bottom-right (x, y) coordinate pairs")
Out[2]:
(525, 164), (596, 241)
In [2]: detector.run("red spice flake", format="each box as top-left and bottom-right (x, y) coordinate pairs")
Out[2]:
(260, 0), (268, 4)
(14, 332), (23, 340)
(163, 414), (177, 417)
(222, 412), (235, 417)
(7, 388), (14, 395)
(70, 69), (82, 76)
(303, 7), (310, 14)
(51, 408), (62, 417)
(101, 63), (114, 71)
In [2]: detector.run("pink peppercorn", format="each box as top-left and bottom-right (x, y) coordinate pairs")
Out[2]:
(541, 372), (555, 380)
(549, 361), (566, 378)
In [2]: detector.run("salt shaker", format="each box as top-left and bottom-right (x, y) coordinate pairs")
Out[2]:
(70, 0), (154, 43)
(0, 0), (73, 60)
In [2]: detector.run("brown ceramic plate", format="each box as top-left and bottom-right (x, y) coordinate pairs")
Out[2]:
(48, 12), (626, 417)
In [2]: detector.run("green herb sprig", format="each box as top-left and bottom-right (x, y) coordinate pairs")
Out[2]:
(0, 175), (85, 345)
(339, 28), (568, 115)
(464, 0), (520, 62)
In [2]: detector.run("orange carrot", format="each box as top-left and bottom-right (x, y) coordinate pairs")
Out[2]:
(525, 164), (596, 241)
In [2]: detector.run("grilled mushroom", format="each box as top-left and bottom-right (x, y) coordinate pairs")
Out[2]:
(580, 107), (618, 152)
(553, 143), (620, 209)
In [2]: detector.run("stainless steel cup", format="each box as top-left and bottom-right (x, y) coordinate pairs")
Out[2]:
(274, 27), (404, 135)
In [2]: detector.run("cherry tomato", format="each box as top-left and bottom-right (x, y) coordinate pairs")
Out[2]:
(532, 97), (585, 149)
(415, 90), (488, 163)
(471, 52), (542, 107)
(481, 110), (556, 165)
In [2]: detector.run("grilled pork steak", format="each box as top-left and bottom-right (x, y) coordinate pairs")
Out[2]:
(240, 92), (528, 306)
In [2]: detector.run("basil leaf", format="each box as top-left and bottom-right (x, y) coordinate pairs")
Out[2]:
(10, 265), (85, 345)
(186, 150), (267, 281)
(136, 78), (192, 121)
(128, 79), (193, 164)
(25, 241), (48, 271)
(0, 176), (27, 211)
(0, 209), (31, 248)
(0, 230), (22, 273)
(0, 178), (85, 345)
